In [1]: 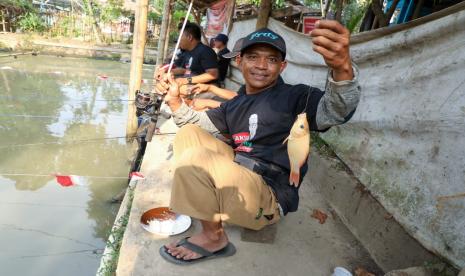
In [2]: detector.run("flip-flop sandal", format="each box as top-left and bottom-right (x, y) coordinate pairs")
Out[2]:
(159, 237), (236, 265)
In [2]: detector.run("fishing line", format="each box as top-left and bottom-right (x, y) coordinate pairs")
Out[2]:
(0, 132), (177, 149)
(302, 87), (312, 113)
(0, 173), (128, 179)
(0, 201), (88, 209)
(0, 113), (127, 119)
(0, 114), (57, 118)
(0, 95), (136, 102)
(0, 175), (129, 179)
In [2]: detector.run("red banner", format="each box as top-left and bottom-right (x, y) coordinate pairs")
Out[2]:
(303, 16), (319, 34)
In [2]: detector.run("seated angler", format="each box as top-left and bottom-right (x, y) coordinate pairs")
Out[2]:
(156, 20), (361, 264)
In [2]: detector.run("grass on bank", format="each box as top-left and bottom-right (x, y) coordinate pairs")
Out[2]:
(97, 185), (135, 276)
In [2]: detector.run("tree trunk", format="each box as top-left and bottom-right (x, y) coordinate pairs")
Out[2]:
(84, 0), (104, 43)
(156, 0), (171, 66)
(335, 0), (343, 23)
(371, 0), (401, 28)
(412, 0), (424, 19)
(256, 0), (272, 29)
(127, 0), (149, 139)
(359, 4), (375, 32)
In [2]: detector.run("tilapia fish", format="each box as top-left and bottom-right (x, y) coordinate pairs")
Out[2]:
(283, 113), (310, 187)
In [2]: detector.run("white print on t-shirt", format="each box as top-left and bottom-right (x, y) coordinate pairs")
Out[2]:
(249, 114), (258, 139)
(185, 57), (193, 75)
(185, 57), (193, 70)
(175, 49), (182, 61)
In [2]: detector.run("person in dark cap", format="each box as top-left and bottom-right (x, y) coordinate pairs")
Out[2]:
(157, 21), (360, 264)
(213, 33), (231, 87)
(222, 37), (244, 60)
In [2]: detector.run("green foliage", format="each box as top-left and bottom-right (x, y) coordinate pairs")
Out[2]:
(2, 0), (33, 11)
(100, 0), (126, 23)
(18, 12), (46, 33)
(302, 0), (323, 9)
(97, 186), (135, 276)
(247, 0), (286, 9)
(147, 11), (161, 24)
(342, 1), (369, 33)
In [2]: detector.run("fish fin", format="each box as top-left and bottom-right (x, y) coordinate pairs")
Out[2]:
(289, 170), (300, 187)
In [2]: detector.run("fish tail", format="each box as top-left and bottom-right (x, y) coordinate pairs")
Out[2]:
(289, 170), (300, 186)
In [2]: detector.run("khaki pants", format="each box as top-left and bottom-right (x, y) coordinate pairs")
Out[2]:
(170, 124), (280, 230)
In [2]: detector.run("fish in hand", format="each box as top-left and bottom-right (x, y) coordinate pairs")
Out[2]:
(283, 113), (310, 187)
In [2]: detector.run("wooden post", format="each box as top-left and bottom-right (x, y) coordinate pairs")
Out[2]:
(256, 0), (272, 30)
(127, 0), (149, 139)
(1, 10), (5, 32)
(320, 0), (325, 18)
(156, 0), (172, 66)
(324, 0), (332, 19)
(227, 1), (236, 33)
(163, 3), (173, 61)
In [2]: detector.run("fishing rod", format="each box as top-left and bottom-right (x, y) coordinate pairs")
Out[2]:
(144, 0), (194, 143)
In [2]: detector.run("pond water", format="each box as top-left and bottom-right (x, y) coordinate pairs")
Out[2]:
(0, 55), (153, 275)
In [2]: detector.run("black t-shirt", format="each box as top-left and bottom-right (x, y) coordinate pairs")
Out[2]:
(173, 49), (186, 77)
(174, 49), (185, 67)
(179, 43), (218, 81)
(206, 77), (325, 215)
(217, 48), (231, 82)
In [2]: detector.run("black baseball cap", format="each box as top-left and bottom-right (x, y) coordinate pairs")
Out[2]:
(222, 37), (244, 59)
(214, 33), (229, 44)
(240, 28), (286, 59)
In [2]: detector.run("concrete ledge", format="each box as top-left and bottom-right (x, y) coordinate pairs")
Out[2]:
(308, 152), (442, 272)
(116, 121), (381, 276)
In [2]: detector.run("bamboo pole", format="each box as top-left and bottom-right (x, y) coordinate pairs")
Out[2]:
(126, 0), (149, 139)
(256, 0), (272, 29)
(156, 0), (172, 66)
(227, 1), (236, 33)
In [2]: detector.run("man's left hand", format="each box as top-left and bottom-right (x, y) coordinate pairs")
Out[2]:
(311, 20), (353, 81)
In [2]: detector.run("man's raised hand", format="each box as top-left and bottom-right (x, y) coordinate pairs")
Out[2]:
(310, 20), (353, 81)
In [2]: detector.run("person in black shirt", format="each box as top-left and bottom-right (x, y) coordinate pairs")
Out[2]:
(213, 33), (231, 87)
(157, 21), (360, 264)
(170, 22), (219, 87)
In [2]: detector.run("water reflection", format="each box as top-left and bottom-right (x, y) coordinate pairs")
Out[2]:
(0, 55), (153, 275)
